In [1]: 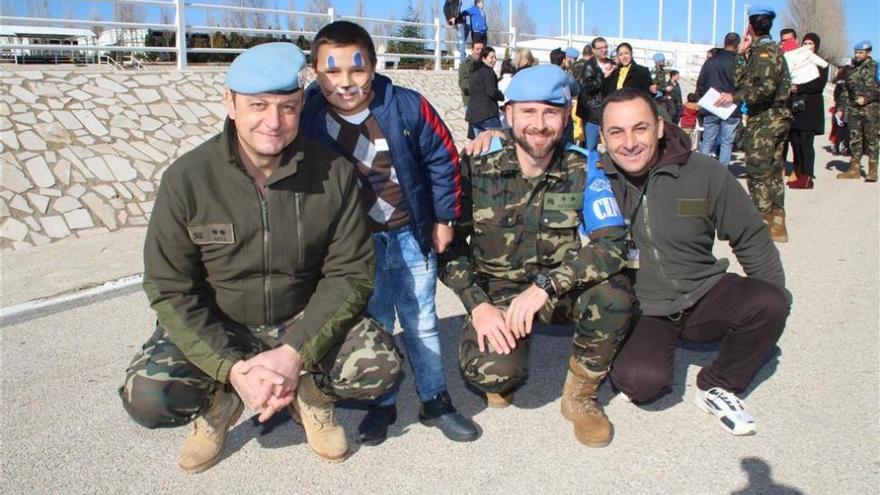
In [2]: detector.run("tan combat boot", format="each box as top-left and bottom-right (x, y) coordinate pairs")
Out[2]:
(770, 208), (789, 243)
(560, 357), (613, 447)
(866, 160), (878, 182)
(179, 387), (243, 473)
(289, 375), (349, 461)
(485, 391), (515, 408)
(837, 156), (862, 179)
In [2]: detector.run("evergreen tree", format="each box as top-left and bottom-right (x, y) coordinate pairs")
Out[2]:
(388, 1), (426, 69)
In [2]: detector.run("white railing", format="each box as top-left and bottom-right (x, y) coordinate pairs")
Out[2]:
(0, 1), (705, 74)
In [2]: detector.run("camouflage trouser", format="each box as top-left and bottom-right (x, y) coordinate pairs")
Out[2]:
(744, 109), (791, 213)
(459, 274), (634, 394)
(119, 316), (401, 429)
(848, 103), (880, 161)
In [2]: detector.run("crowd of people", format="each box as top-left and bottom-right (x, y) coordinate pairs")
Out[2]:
(117, 3), (877, 475)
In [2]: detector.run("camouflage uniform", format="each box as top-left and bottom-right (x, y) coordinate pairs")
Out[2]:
(733, 36), (792, 213)
(439, 142), (634, 394)
(120, 314), (400, 428)
(652, 65), (667, 89)
(839, 57), (880, 173)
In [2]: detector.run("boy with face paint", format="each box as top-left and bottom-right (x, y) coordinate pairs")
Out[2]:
(301, 21), (482, 446)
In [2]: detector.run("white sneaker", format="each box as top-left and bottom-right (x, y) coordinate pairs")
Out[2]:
(693, 387), (756, 436)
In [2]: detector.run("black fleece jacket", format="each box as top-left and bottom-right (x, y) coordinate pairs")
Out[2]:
(603, 125), (789, 316)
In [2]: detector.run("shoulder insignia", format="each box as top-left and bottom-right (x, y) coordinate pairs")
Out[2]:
(759, 53), (770, 58)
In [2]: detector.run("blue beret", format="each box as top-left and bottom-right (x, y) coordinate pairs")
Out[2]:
(653, 53), (665, 63)
(854, 40), (872, 51)
(505, 64), (571, 105)
(565, 47), (579, 59)
(748, 4), (775, 18)
(226, 42), (306, 94)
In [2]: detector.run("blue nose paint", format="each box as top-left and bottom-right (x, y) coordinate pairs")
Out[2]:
(353, 51), (364, 68)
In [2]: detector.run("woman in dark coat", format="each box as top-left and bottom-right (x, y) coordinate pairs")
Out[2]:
(466, 46), (504, 137)
(601, 42), (652, 98)
(787, 33), (828, 189)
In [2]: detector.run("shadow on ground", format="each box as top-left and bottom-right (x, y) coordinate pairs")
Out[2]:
(210, 314), (784, 454)
(731, 457), (804, 494)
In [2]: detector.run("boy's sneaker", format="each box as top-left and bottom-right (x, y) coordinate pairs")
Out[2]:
(693, 387), (756, 436)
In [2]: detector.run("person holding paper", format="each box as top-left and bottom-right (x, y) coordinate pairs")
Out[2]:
(786, 33), (829, 189)
(695, 32), (742, 166)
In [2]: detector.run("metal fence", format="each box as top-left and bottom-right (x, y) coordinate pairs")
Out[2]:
(0, 0), (517, 71)
(0, 0), (710, 77)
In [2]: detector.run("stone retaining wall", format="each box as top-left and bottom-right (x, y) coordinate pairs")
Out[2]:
(0, 66), (467, 250)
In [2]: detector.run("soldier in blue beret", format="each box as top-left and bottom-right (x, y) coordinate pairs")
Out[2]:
(837, 39), (879, 181)
(440, 62), (633, 448)
(119, 42), (402, 472)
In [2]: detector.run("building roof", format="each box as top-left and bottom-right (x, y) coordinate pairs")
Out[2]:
(0, 25), (95, 38)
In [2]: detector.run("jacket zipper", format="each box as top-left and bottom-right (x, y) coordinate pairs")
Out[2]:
(257, 187), (272, 324)
(294, 192), (304, 264)
(641, 186), (678, 293)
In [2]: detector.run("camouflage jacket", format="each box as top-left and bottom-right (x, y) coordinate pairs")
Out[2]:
(439, 142), (628, 312)
(733, 35), (792, 115)
(840, 57), (880, 114)
(652, 66), (667, 88)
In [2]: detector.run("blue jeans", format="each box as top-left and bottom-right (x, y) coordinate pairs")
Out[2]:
(456, 23), (470, 63)
(471, 115), (502, 137)
(368, 226), (446, 406)
(584, 122), (600, 151)
(699, 115), (740, 166)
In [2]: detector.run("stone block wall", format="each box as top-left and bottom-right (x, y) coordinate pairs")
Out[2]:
(0, 66), (467, 250)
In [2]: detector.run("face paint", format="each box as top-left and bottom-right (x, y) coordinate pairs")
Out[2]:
(353, 51), (364, 68)
(327, 55), (336, 69)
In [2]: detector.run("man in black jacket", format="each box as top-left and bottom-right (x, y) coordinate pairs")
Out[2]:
(575, 43), (604, 151)
(600, 89), (790, 437)
(696, 32), (742, 166)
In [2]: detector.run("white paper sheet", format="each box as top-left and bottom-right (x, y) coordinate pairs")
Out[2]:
(698, 87), (737, 119)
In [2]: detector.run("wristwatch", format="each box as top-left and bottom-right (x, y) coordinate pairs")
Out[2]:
(532, 272), (556, 297)
(440, 219), (456, 227)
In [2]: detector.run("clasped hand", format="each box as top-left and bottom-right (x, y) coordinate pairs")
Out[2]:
(229, 344), (303, 422)
(471, 285), (550, 355)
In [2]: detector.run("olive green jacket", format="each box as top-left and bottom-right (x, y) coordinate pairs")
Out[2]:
(143, 120), (374, 382)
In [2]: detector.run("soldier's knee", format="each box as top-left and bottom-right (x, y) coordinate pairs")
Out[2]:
(459, 354), (526, 393)
(119, 377), (208, 429)
(610, 359), (670, 404)
(323, 320), (402, 400)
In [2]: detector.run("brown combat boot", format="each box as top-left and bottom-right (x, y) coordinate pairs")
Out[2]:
(289, 375), (349, 462)
(837, 156), (862, 179)
(560, 357), (613, 447)
(485, 391), (515, 408)
(769, 208), (789, 243)
(179, 387), (243, 473)
(866, 160), (878, 182)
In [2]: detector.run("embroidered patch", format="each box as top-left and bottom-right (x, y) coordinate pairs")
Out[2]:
(677, 199), (710, 216)
(187, 223), (235, 245)
(544, 192), (584, 209)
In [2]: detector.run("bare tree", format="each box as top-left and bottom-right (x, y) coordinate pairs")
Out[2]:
(245, 0), (269, 31)
(512, 0), (536, 36)
(224, 0), (249, 29)
(353, 0), (370, 33)
(160, 7), (175, 47)
(24, 0), (49, 18)
(304, 0), (332, 33)
(484, 0), (505, 46)
(286, 0), (299, 32)
(783, 0), (847, 63)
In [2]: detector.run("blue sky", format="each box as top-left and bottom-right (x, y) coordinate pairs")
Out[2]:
(23, 0), (880, 48)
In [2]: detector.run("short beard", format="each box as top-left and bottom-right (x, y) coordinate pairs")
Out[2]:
(513, 128), (562, 161)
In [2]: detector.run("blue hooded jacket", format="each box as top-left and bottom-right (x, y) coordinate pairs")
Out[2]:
(301, 73), (463, 256)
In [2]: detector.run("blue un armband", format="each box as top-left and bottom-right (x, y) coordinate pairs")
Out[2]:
(577, 148), (625, 235)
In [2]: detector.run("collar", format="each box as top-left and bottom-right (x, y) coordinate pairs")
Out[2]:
(222, 118), (304, 185)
